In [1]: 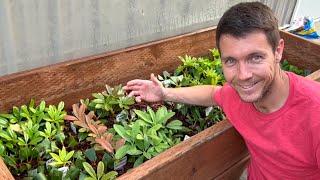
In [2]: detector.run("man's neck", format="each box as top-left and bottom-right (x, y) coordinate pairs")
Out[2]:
(253, 70), (289, 114)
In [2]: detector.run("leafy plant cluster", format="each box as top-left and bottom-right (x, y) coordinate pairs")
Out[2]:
(0, 100), (68, 177)
(158, 49), (226, 133)
(113, 106), (184, 167)
(281, 60), (310, 76)
(87, 85), (135, 119)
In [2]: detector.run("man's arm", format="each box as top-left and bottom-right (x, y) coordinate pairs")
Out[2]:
(124, 73), (221, 107)
(163, 85), (221, 107)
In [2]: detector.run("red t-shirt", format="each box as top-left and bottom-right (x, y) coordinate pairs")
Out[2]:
(214, 72), (320, 179)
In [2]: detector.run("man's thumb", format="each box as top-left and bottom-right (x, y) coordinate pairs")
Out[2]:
(150, 73), (162, 86)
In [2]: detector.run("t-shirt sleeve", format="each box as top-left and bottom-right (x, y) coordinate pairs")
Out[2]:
(213, 85), (224, 109)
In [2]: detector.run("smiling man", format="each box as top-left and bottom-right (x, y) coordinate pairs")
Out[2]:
(124, 2), (320, 179)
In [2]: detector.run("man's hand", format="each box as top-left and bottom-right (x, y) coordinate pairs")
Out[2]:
(124, 74), (165, 103)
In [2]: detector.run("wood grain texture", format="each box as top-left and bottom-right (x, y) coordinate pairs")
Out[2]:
(281, 31), (320, 72)
(0, 158), (14, 180)
(215, 155), (250, 180)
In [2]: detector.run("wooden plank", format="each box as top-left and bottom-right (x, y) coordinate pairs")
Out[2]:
(281, 30), (320, 72)
(117, 120), (248, 180)
(0, 158), (14, 180)
(0, 27), (216, 112)
(215, 155), (250, 180)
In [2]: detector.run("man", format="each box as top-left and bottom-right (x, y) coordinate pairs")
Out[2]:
(124, 2), (320, 179)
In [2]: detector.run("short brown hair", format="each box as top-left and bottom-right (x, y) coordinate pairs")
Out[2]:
(216, 2), (280, 52)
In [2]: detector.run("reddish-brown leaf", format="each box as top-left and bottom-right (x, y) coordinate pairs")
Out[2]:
(96, 137), (114, 154)
(64, 115), (78, 121)
(97, 125), (107, 135)
(86, 115), (98, 134)
(115, 138), (126, 150)
(79, 103), (86, 121)
(74, 121), (88, 129)
(72, 104), (80, 118)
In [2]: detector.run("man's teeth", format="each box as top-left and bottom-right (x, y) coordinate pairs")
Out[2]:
(239, 82), (257, 89)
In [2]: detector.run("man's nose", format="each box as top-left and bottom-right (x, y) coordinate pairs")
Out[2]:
(237, 62), (252, 80)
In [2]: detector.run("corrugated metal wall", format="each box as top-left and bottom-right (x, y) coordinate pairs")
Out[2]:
(0, 0), (296, 76)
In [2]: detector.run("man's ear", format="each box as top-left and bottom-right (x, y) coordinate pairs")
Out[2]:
(275, 39), (284, 63)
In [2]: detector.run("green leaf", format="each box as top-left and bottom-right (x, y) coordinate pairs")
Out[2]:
(115, 144), (131, 159)
(0, 131), (12, 141)
(143, 151), (151, 159)
(157, 110), (175, 125)
(101, 171), (118, 180)
(83, 162), (96, 178)
(95, 104), (104, 109)
(49, 161), (64, 167)
(149, 124), (162, 132)
(134, 110), (152, 124)
(50, 153), (62, 162)
(0, 117), (8, 128)
(49, 168), (63, 179)
(147, 106), (156, 122)
(65, 150), (75, 161)
(65, 166), (80, 180)
(55, 131), (66, 143)
(97, 161), (104, 179)
(35, 172), (47, 180)
(127, 146), (142, 155)
(39, 101), (46, 112)
(166, 120), (183, 130)
(136, 134), (143, 140)
(84, 177), (96, 180)
(133, 155), (145, 168)
(92, 99), (105, 104)
(58, 102), (64, 111)
(60, 147), (67, 160)
(92, 93), (105, 100)
(84, 148), (97, 162)
(45, 122), (51, 132)
(30, 137), (43, 145)
(113, 124), (130, 142)
(101, 154), (113, 170)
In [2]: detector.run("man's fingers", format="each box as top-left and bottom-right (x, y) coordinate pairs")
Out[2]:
(127, 79), (148, 86)
(124, 85), (142, 91)
(128, 90), (141, 97)
(135, 96), (142, 102)
(150, 73), (162, 86)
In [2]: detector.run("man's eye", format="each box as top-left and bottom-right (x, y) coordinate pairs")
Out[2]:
(224, 58), (236, 66)
(252, 55), (263, 62)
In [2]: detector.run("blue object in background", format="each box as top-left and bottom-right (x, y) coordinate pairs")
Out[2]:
(295, 17), (320, 39)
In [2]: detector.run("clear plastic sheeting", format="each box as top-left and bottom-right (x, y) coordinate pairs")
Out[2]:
(0, 0), (296, 76)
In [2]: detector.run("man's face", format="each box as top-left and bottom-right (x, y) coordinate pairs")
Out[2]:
(219, 31), (282, 103)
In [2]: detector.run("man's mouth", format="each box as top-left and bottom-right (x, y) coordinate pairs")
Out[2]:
(237, 81), (259, 91)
